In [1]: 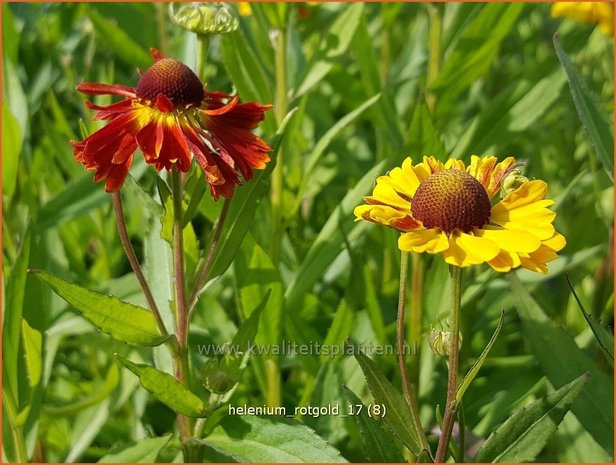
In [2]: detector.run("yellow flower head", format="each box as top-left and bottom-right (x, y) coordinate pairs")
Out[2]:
(551, 2), (614, 37)
(354, 156), (565, 273)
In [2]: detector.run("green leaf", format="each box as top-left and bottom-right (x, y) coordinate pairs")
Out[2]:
(2, 228), (31, 400)
(30, 270), (167, 347)
(204, 416), (348, 462)
(456, 310), (505, 402)
(284, 161), (384, 308)
(86, 6), (152, 70)
(554, 33), (614, 180)
(233, 288), (271, 351)
(44, 364), (120, 416)
(35, 174), (109, 230)
(2, 100), (22, 199)
(290, 93), (381, 217)
(116, 356), (207, 417)
(353, 348), (423, 455)
(566, 274), (613, 367)
(452, 69), (566, 157)
(476, 373), (588, 462)
(342, 386), (404, 463)
(406, 99), (447, 158)
(433, 3), (524, 110)
(293, 3), (364, 99)
(510, 273), (614, 455)
(98, 434), (172, 463)
(21, 319), (42, 390)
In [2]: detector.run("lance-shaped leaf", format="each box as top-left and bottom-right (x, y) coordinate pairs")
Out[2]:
(554, 33), (614, 180)
(30, 269), (167, 347)
(342, 385), (404, 463)
(116, 356), (207, 417)
(353, 347), (424, 455)
(457, 310), (505, 402)
(476, 373), (588, 462)
(98, 434), (172, 463)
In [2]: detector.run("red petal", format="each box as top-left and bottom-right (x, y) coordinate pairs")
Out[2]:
(203, 95), (238, 116)
(77, 82), (136, 98)
(156, 94), (175, 113)
(150, 48), (165, 61)
(86, 99), (135, 120)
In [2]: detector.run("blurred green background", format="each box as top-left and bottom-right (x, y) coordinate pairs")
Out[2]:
(2, 2), (613, 462)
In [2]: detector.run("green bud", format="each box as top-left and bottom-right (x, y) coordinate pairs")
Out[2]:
(429, 328), (462, 357)
(501, 169), (529, 198)
(202, 353), (243, 394)
(169, 2), (239, 35)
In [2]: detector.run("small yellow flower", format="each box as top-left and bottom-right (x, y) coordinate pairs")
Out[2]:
(551, 2), (614, 37)
(238, 2), (252, 16)
(354, 156), (565, 273)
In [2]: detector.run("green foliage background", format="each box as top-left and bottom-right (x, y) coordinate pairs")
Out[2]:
(2, 2), (614, 462)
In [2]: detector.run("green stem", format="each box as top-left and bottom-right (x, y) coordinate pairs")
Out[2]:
(397, 251), (431, 456)
(112, 192), (169, 341)
(435, 265), (463, 463)
(171, 169), (193, 454)
(408, 253), (423, 389)
(270, 26), (287, 264)
(2, 390), (27, 462)
(187, 198), (231, 320)
(196, 34), (211, 82)
(426, 3), (443, 115)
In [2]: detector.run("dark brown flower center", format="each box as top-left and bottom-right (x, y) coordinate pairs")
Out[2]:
(135, 58), (204, 106)
(411, 169), (491, 233)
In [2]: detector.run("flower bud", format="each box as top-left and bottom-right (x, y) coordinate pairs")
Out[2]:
(501, 169), (529, 198)
(202, 353), (243, 394)
(169, 2), (239, 35)
(429, 328), (462, 357)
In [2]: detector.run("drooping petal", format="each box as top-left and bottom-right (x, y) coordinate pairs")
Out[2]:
(353, 204), (421, 232)
(76, 82), (137, 99)
(443, 232), (500, 267)
(200, 96), (273, 180)
(474, 227), (541, 254)
(487, 249), (521, 273)
(398, 229), (449, 253)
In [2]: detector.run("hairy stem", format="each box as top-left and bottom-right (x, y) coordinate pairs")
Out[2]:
(112, 192), (168, 339)
(171, 169), (192, 451)
(435, 265), (463, 463)
(397, 251), (431, 456)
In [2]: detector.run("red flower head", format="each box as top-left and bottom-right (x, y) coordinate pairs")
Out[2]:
(71, 48), (272, 199)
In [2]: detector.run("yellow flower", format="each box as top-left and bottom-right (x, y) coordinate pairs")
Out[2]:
(238, 2), (252, 16)
(354, 156), (565, 273)
(551, 2), (614, 37)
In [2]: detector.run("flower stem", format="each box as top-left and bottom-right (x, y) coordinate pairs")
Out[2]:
(408, 253), (423, 388)
(397, 251), (431, 456)
(187, 197), (231, 320)
(170, 169), (192, 453)
(435, 265), (463, 463)
(270, 26), (287, 264)
(111, 192), (169, 339)
(196, 34), (211, 82)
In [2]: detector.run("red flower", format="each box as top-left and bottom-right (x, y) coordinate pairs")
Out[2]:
(71, 48), (272, 199)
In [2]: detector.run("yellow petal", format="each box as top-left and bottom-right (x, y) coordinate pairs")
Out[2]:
(443, 232), (500, 267)
(543, 233), (566, 253)
(491, 180), (556, 240)
(368, 182), (410, 210)
(398, 229), (449, 254)
(354, 204), (420, 231)
(488, 250), (521, 273)
(475, 227), (541, 254)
